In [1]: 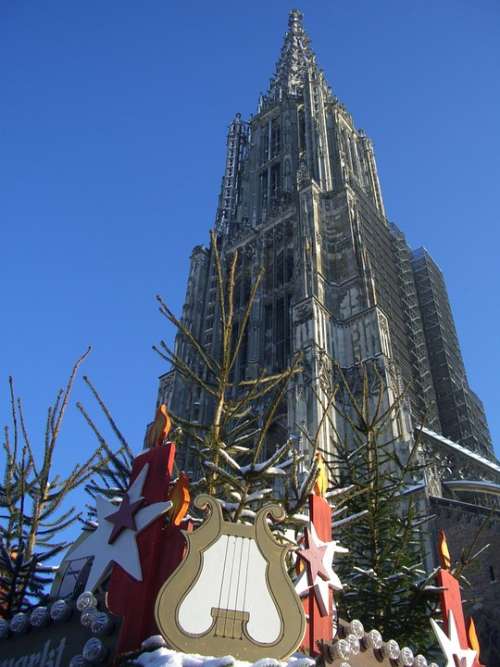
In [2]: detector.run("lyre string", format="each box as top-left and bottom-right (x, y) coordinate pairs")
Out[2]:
(223, 535), (237, 639)
(233, 535), (246, 639)
(215, 534), (230, 637)
(242, 536), (251, 634)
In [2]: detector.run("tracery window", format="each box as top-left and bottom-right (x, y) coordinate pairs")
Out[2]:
(271, 118), (281, 158)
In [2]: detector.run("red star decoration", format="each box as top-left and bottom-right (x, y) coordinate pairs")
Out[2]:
(297, 526), (330, 586)
(105, 493), (145, 544)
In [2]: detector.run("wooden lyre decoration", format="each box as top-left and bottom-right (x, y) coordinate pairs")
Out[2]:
(155, 494), (306, 661)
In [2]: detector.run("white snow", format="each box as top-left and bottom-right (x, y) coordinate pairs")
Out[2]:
(421, 427), (500, 474)
(444, 479), (500, 494)
(135, 647), (316, 667)
(334, 509), (368, 528)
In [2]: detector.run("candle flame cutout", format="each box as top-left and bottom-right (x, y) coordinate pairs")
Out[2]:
(168, 472), (191, 526)
(438, 529), (452, 570)
(147, 404), (172, 448)
(466, 617), (481, 660)
(313, 453), (328, 497)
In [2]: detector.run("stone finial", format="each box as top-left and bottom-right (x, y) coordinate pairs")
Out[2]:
(288, 9), (304, 31)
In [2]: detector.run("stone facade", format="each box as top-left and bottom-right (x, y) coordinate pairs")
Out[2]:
(162, 9), (493, 466)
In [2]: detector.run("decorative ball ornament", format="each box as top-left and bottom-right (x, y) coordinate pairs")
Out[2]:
(414, 655), (428, 667)
(386, 638), (401, 660)
(76, 591), (97, 611)
(348, 618), (365, 639)
(399, 646), (415, 666)
(50, 598), (72, 622)
(331, 639), (351, 660)
(80, 607), (98, 628)
(364, 628), (383, 650)
(90, 611), (114, 636)
(30, 606), (50, 628)
(83, 637), (108, 663)
(347, 634), (360, 655)
(10, 612), (30, 634)
(0, 618), (10, 639)
(69, 656), (87, 667)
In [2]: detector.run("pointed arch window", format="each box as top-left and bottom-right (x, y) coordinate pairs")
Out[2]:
(271, 118), (281, 157)
(298, 107), (306, 152)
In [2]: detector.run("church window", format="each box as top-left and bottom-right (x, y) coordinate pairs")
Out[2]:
(260, 127), (269, 164)
(264, 303), (273, 367)
(271, 118), (281, 157)
(298, 108), (306, 152)
(286, 248), (294, 282)
(260, 170), (268, 210)
(238, 327), (249, 378)
(285, 293), (292, 357)
(276, 250), (284, 288)
(276, 297), (285, 370)
(284, 158), (292, 191)
(243, 274), (251, 304)
(270, 163), (281, 201)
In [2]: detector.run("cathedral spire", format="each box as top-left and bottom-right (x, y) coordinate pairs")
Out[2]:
(266, 9), (328, 103)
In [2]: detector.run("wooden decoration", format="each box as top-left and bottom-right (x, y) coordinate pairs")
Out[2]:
(155, 495), (306, 661)
(466, 617), (485, 667)
(146, 404), (172, 449)
(431, 610), (476, 667)
(434, 529), (482, 667)
(438, 528), (452, 570)
(168, 471), (191, 526)
(63, 463), (172, 592)
(295, 494), (346, 655)
(313, 453), (329, 498)
(437, 569), (469, 648)
(106, 442), (190, 656)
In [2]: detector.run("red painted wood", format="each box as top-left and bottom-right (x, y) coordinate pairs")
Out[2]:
(437, 569), (469, 652)
(107, 443), (188, 657)
(301, 494), (334, 656)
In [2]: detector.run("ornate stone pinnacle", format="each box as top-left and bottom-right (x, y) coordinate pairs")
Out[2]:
(288, 9), (303, 32)
(262, 9), (331, 105)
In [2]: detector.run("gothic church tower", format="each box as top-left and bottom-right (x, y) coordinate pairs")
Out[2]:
(159, 10), (493, 470)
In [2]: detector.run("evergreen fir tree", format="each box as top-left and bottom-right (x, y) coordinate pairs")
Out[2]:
(0, 350), (105, 618)
(319, 361), (440, 650)
(154, 231), (320, 530)
(76, 375), (134, 520)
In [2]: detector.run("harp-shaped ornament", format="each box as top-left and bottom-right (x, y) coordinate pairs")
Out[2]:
(155, 495), (306, 661)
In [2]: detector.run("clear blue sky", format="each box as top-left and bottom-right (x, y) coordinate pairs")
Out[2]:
(2, 0), (499, 500)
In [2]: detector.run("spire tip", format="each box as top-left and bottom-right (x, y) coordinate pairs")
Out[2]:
(288, 9), (304, 30)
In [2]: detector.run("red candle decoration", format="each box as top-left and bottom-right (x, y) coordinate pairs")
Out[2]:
(435, 530), (484, 667)
(106, 407), (190, 656)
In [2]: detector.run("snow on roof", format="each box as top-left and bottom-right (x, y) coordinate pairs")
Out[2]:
(420, 427), (500, 476)
(444, 479), (500, 495)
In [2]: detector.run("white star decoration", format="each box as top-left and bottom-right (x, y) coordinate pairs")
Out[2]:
(295, 522), (347, 616)
(68, 463), (172, 591)
(430, 610), (476, 667)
